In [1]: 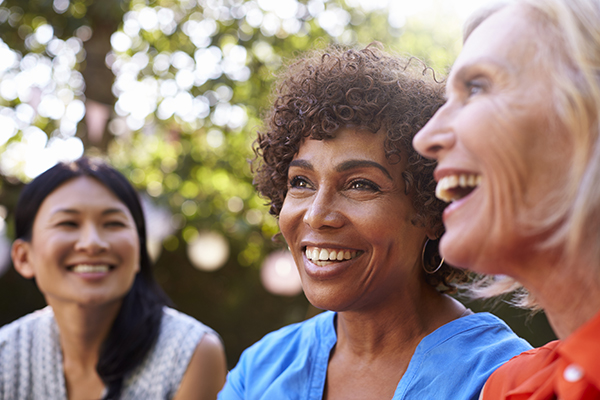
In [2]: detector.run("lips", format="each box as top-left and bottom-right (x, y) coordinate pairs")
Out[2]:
(301, 245), (362, 280)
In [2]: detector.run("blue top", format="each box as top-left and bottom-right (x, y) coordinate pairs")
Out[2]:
(219, 311), (531, 400)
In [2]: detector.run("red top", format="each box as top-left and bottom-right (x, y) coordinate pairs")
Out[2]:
(482, 310), (600, 400)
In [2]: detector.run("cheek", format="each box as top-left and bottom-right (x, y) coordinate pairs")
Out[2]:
(461, 104), (559, 264)
(33, 236), (72, 268)
(131, 245), (141, 273)
(29, 242), (68, 293)
(278, 200), (298, 242)
(480, 143), (528, 232)
(113, 233), (140, 269)
(466, 104), (533, 215)
(364, 201), (423, 249)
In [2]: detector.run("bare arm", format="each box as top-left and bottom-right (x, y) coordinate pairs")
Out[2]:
(173, 332), (227, 400)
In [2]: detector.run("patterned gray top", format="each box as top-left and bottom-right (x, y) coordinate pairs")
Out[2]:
(0, 306), (215, 399)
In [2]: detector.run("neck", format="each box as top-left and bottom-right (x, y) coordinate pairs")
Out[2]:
(323, 280), (467, 399)
(335, 282), (465, 358)
(514, 254), (600, 340)
(49, 299), (122, 369)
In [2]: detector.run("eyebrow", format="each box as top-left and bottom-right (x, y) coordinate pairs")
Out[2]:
(52, 208), (128, 216)
(289, 159), (313, 170)
(289, 159), (392, 181)
(337, 160), (392, 180)
(450, 57), (512, 84)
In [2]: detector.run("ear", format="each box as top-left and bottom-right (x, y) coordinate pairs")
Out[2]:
(425, 229), (440, 242)
(11, 239), (36, 279)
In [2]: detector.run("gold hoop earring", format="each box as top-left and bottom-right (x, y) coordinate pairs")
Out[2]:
(422, 238), (444, 274)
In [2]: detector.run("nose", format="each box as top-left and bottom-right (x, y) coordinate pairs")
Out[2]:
(412, 104), (456, 160)
(74, 224), (109, 254)
(302, 189), (344, 230)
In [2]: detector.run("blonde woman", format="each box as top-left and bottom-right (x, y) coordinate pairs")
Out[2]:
(414, 0), (600, 398)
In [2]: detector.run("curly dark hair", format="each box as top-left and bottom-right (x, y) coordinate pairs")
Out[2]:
(253, 45), (467, 291)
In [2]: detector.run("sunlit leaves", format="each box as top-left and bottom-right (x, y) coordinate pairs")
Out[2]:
(0, 0), (464, 268)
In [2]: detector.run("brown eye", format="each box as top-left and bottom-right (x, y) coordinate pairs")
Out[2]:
(289, 176), (311, 189)
(349, 179), (380, 192)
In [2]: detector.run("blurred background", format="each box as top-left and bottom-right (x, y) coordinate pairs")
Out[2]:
(0, 0), (556, 368)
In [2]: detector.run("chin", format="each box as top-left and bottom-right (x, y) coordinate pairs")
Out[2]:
(304, 291), (349, 313)
(307, 289), (370, 313)
(443, 233), (523, 277)
(440, 233), (485, 274)
(304, 293), (334, 312)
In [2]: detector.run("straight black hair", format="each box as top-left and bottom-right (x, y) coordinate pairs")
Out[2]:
(14, 157), (171, 399)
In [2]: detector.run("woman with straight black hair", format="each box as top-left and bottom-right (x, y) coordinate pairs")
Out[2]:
(0, 157), (227, 399)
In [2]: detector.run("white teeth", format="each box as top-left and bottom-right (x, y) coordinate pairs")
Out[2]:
(305, 247), (358, 264)
(72, 264), (110, 273)
(319, 249), (329, 260)
(436, 174), (482, 203)
(468, 174), (476, 187)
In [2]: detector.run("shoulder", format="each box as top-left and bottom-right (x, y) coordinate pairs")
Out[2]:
(219, 311), (335, 399)
(431, 312), (532, 363)
(437, 312), (531, 350)
(490, 341), (559, 376)
(158, 307), (220, 357)
(172, 331), (227, 400)
(160, 307), (214, 336)
(400, 313), (532, 400)
(123, 308), (221, 398)
(177, 315), (225, 371)
(496, 340), (559, 368)
(237, 310), (333, 364)
(0, 307), (54, 345)
(482, 341), (560, 399)
(153, 307), (218, 361)
(0, 308), (58, 398)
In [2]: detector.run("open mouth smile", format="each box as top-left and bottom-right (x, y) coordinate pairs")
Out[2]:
(305, 247), (361, 267)
(436, 174), (482, 203)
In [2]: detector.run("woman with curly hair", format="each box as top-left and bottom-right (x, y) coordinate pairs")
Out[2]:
(218, 46), (529, 400)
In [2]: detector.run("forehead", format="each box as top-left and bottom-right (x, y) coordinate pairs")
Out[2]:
(452, 5), (543, 79)
(297, 127), (386, 156)
(38, 176), (127, 215)
(294, 127), (408, 179)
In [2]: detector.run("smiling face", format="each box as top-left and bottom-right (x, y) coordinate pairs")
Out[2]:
(279, 127), (430, 312)
(12, 176), (140, 308)
(412, 5), (573, 275)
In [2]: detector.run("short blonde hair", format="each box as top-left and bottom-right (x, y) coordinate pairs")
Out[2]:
(462, 0), (600, 309)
